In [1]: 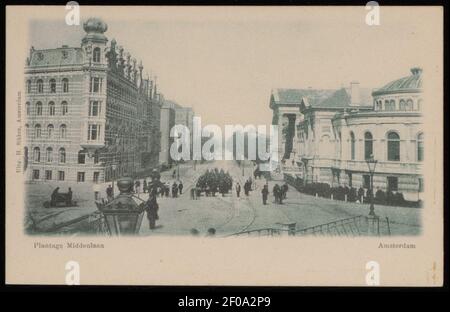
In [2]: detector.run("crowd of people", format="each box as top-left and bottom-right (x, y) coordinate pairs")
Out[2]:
(194, 168), (233, 198)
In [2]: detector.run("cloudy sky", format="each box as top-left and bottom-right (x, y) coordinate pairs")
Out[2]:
(28, 6), (441, 128)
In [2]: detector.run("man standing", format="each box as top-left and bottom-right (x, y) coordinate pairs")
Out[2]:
(51, 187), (60, 206)
(106, 185), (113, 202)
(273, 184), (280, 204)
(178, 181), (184, 194)
(261, 184), (269, 205)
(172, 182), (178, 198)
(67, 187), (73, 206)
(235, 182), (241, 198)
(134, 179), (141, 194)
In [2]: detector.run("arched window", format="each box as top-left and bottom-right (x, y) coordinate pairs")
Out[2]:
(46, 147), (53, 162)
(350, 131), (356, 160)
(59, 148), (66, 163)
(62, 78), (69, 93)
(37, 79), (44, 93)
(417, 99), (423, 111)
(36, 102), (43, 115)
(78, 150), (86, 164)
(93, 47), (101, 63)
(33, 147), (40, 162)
(25, 102), (30, 115)
(61, 101), (68, 115)
(48, 101), (55, 116)
(25, 124), (29, 138)
(26, 80), (32, 93)
(417, 132), (424, 162)
(47, 124), (54, 138)
(399, 99), (406, 110)
(60, 124), (67, 139)
(406, 99), (413, 111)
(364, 132), (373, 160)
(387, 132), (400, 161)
(49, 79), (56, 93)
(35, 124), (41, 138)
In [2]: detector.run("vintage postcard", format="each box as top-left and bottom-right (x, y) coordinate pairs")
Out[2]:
(5, 5), (443, 286)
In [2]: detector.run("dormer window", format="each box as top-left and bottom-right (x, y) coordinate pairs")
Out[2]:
(93, 47), (101, 63)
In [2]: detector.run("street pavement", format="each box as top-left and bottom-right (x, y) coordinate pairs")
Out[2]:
(25, 160), (421, 236)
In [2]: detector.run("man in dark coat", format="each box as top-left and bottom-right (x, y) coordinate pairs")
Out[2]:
(235, 183), (241, 198)
(51, 187), (60, 206)
(178, 181), (184, 194)
(273, 184), (280, 204)
(66, 187), (73, 206)
(282, 183), (289, 200)
(261, 184), (269, 205)
(357, 186), (365, 203)
(172, 182), (178, 198)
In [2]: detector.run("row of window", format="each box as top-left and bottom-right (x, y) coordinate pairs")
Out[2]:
(337, 173), (424, 193)
(26, 100), (102, 117)
(31, 169), (100, 183)
(26, 124), (67, 139)
(26, 101), (68, 116)
(26, 77), (103, 94)
(26, 78), (70, 94)
(374, 98), (422, 111)
(29, 147), (98, 164)
(347, 131), (423, 162)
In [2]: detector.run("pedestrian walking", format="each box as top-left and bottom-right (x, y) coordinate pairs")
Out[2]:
(261, 184), (269, 205)
(106, 184), (114, 202)
(178, 181), (184, 194)
(172, 182), (178, 198)
(143, 179), (148, 193)
(235, 182), (241, 198)
(273, 184), (280, 204)
(282, 183), (289, 200)
(190, 187), (195, 200)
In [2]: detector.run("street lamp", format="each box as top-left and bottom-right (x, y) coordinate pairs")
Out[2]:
(111, 163), (117, 196)
(365, 154), (378, 216)
(98, 177), (145, 236)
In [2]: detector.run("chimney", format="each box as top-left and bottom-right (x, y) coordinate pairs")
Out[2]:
(350, 81), (360, 106)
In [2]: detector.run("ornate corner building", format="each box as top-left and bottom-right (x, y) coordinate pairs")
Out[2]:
(270, 68), (424, 201)
(23, 17), (163, 184)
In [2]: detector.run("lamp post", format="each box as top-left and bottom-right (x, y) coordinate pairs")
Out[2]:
(365, 154), (378, 216)
(98, 177), (145, 236)
(111, 163), (117, 197)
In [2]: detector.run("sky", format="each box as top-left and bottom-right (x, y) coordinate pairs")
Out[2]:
(28, 6), (441, 128)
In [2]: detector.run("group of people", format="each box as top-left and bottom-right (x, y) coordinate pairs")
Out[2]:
(195, 168), (233, 197)
(272, 183), (289, 204)
(235, 178), (253, 198)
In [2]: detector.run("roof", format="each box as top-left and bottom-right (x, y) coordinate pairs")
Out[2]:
(372, 67), (423, 96)
(28, 47), (84, 67)
(305, 87), (372, 109)
(271, 88), (335, 106)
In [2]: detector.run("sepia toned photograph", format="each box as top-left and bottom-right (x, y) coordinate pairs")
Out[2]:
(5, 4), (444, 286)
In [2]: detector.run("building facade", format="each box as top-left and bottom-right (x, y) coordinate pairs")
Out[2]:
(159, 100), (176, 166)
(24, 17), (162, 184)
(271, 68), (424, 201)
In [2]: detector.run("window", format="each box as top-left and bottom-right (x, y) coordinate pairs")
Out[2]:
(348, 173), (353, 188)
(46, 147), (53, 162)
(418, 178), (424, 192)
(385, 99), (395, 111)
(90, 77), (102, 93)
(61, 101), (68, 115)
(77, 172), (85, 182)
(26, 102), (30, 115)
(387, 131), (400, 161)
(93, 172), (100, 183)
(376, 101), (382, 111)
(88, 124), (100, 141)
(59, 148), (66, 163)
(37, 79), (44, 93)
(417, 132), (424, 162)
(387, 176), (398, 192)
(36, 102), (43, 115)
(26, 80), (32, 93)
(25, 124), (29, 138)
(49, 79), (56, 93)
(47, 124), (54, 138)
(58, 171), (65, 181)
(364, 132), (373, 160)
(399, 99), (406, 110)
(363, 175), (371, 189)
(78, 150), (86, 164)
(33, 147), (40, 162)
(33, 169), (40, 180)
(350, 131), (356, 160)
(60, 124), (67, 139)
(93, 47), (101, 63)
(62, 78), (69, 93)
(406, 99), (413, 111)
(417, 99), (423, 111)
(45, 170), (52, 180)
(93, 151), (99, 164)
(48, 102), (55, 116)
(35, 124), (41, 138)
(89, 101), (100, 116)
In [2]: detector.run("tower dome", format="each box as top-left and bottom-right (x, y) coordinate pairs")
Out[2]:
(82, 17), (108, 44)
(372, 67), (422, 96)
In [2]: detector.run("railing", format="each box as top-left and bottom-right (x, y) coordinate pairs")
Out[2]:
(229, 215), (391, 237)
